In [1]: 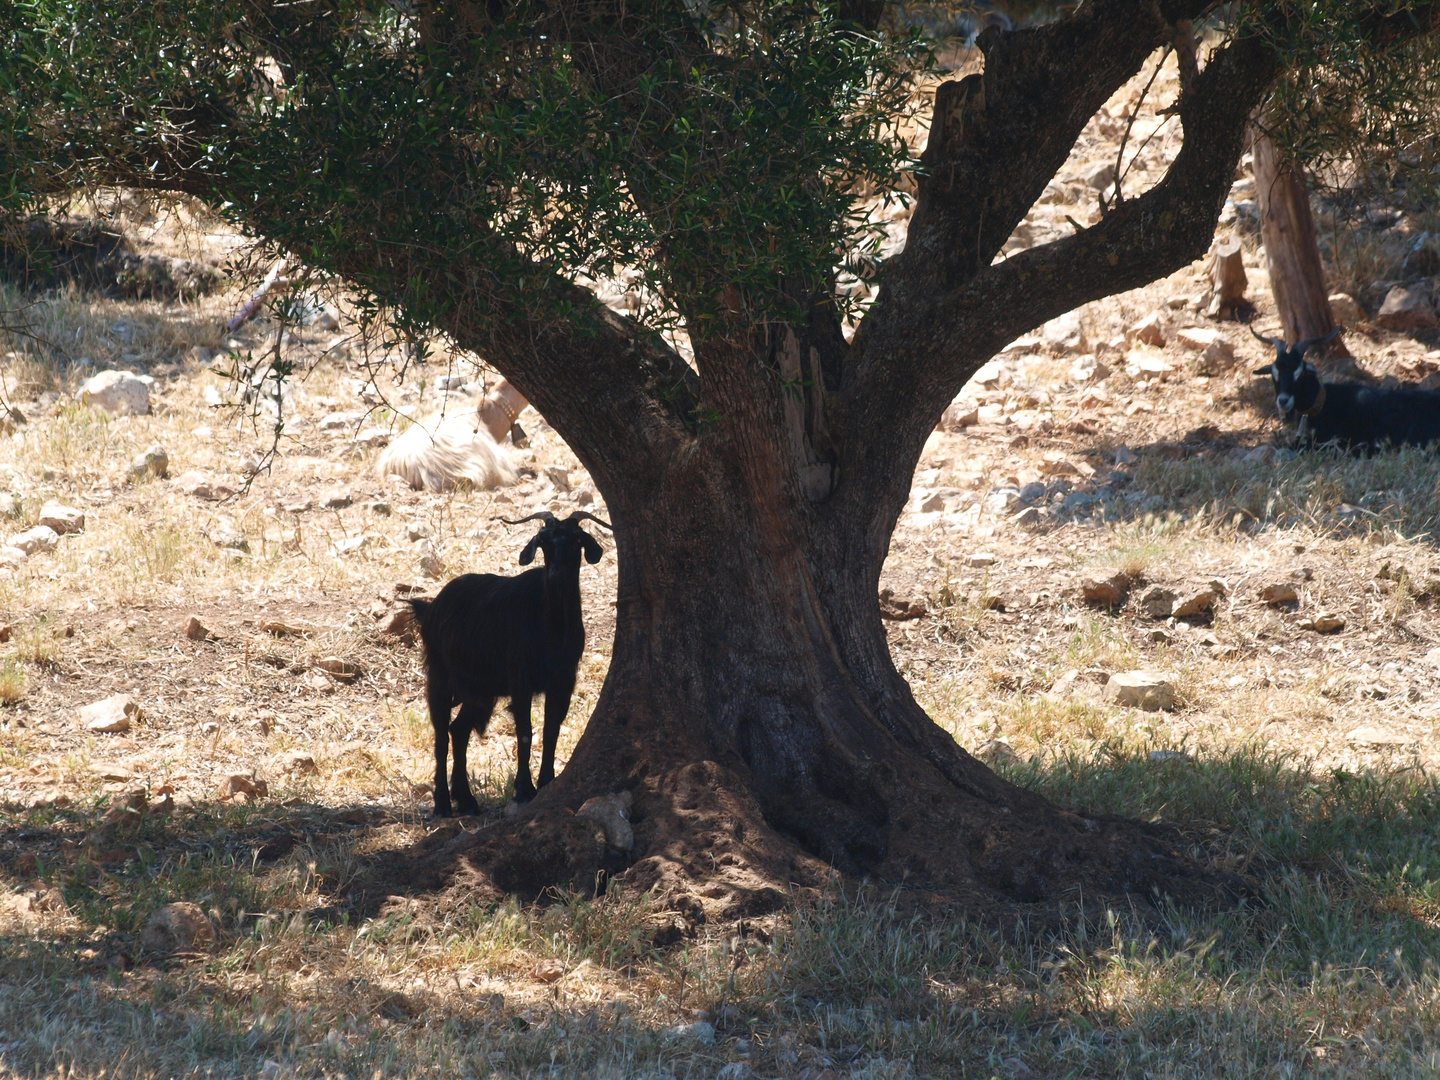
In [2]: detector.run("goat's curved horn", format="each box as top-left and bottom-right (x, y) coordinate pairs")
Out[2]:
(500, 512), (558, 527)
(1248, 325), (1288, 350)
(1294, 326), (1342, 357)
(566, 510), (614, 531)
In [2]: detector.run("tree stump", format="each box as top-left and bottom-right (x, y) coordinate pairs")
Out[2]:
(1205, 236), (1248, 319)
(1251, 128), (1351, 359)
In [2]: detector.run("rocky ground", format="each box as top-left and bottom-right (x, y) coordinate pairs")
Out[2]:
(3, 45), (1440, 1080)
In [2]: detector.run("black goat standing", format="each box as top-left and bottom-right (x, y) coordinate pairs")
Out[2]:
(1252, 326), (1440, 448)
(409, 510), (610, 817)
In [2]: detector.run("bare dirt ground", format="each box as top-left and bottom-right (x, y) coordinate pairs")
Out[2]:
(4, 48), (1440, 1080)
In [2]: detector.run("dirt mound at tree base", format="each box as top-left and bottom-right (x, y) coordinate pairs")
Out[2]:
(356, 758), (1255, 934)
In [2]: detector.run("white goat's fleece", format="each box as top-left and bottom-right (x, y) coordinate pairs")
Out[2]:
(376, 411), (517, 491)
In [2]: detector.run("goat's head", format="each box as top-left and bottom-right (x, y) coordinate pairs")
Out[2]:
(502, 511), (612, 569)
(1251, 326), (1338, 420)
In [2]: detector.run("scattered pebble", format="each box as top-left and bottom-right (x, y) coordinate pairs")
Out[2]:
(141, 902), (215, 953)
(1105, 671), (1176, 712)
(77, 370), (151, 415)
(80, 694), (142, 733)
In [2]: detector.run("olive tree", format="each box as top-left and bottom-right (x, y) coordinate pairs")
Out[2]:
(3, 0), (1436, 912)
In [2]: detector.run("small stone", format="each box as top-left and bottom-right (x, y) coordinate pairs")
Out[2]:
(1148, 749), (1189, 763)
(1171, 588), (1218, 619)
(1347, 725), (1412, 747)
(38, 502), (84, 534)
(1126, 312), (1167, 347)
(718, 1064), (754, 1080)
(976, 739), (1020, 767)
(1260, 583), (1299, 606)
(220, 775), (268, 800)
(1042, 311), (1086, 352)
(274, 750), (319, 776)
(1140, 586), (1177, 618)
(206, 522), (249, 552)
(318, 412), (364, 432)
(174, 471), (234, 501)
(280, 496), (314, 513)
(1175, 327), (1231, 355)
(532, 959), (566, 984)
(1376, 286), (1438, 330)
(543, 465), (571, 491)
(81, 694), (142, 733)
(127, 444), (169, 481)
(313, 656), (361, 682)
(1081, 569), (1129, 606)
(1086, 161), (1117, 190)
(141, 902), (215, 953)
(1425, 646), (1440, 668)
(8, 525), (59, 555)
(1010, 506), (1041, 526)
(967, 552), (997, 568)
(1243, 445), (1275, 465)
(331, 535), (370, 556)
(985, 488), (1021, 514)
(1147, 627), (1173, 644)
(941, 402), (979, 430)
(1304, 613), (1346, 634)
(0, 404), (24, 435)
(183, 616), (211, 641)
(1328, 293), (1363, 323)
(1106, 670), (1176, 711)
(320, 487), (353, 509)
(576, 791), (635, 852)
(0, 546), (28, 568)
(1125, 348), (1172, 377)
(1114, 445), (1139, 466)
(667, 1021), (716, 1045)
(77, 370), (151, 415)
(89, 761), (136, 781)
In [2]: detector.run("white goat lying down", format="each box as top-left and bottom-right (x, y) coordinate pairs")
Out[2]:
(377, 380), (528, 492)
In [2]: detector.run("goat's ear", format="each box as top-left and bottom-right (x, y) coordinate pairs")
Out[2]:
(1253, 364), (1274, 377)
(580, 531), (603, 564)
(518, 536), (541, 565)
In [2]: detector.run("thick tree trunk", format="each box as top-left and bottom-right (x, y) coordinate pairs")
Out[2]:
(410, 367), (1236, 921)
(1205, 236), (1248, 319)
(1252, 129), (1351, 357)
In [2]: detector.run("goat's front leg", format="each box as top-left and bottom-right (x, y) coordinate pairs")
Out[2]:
(426, 677), (455, 818)
(511, 694), (536, 803)
(537, 680), (573, 790)
(449, 698), (492, 816)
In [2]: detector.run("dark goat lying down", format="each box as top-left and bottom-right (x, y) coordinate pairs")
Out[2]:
(409, 510), (610, 817)
(1252, 326), (1440, 449)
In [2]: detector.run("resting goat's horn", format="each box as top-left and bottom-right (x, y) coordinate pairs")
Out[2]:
(566, 510), (614, 531)
(1248, 325), (1288, 350)
(1294, 325), (1342, 357)
(500, 512), (558, 527)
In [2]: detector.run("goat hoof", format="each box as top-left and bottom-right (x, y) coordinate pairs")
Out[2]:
(513, 790), (536, 805)
(454, 800), (482, 817)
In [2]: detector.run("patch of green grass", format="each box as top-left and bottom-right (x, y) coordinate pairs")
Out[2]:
(0, 655), (24, 703)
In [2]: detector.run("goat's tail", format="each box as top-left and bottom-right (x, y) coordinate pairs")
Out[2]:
(405, 597), (433, 655)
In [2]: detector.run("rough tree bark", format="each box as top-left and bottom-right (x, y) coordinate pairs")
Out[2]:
(1206, 236), (1249, 319)
(1252, 128), (1352, 358)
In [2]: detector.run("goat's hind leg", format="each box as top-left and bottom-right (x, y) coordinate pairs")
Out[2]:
(449, 697), (493, 817)
(427, 677), (455, 818)
(511, 695), (537, 803)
